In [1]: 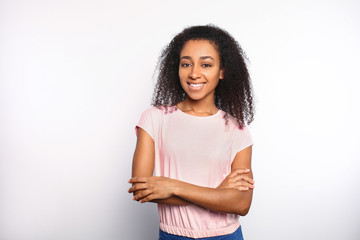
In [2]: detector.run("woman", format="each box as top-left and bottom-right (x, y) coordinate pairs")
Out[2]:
(128, 25), (255, 239)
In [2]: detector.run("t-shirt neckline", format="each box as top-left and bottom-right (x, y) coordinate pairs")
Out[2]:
(175, 106), (221, 119)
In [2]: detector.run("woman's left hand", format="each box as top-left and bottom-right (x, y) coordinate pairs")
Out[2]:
(217, 168), (254, 191)
(128, 176), (176, 203)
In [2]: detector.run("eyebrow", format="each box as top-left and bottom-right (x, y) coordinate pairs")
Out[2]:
(180, 56), (215, 61)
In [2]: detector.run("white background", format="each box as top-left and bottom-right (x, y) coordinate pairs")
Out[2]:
(1, 0), (359, 239)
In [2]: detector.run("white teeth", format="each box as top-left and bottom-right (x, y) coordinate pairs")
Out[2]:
(190, 83), (205, 87)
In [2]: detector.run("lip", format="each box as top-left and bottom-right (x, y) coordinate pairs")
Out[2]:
(187, 82), (206, 90)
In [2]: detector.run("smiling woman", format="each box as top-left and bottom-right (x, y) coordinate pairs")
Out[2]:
(128, 25), (255, 239)
(178, 40), (224, 106)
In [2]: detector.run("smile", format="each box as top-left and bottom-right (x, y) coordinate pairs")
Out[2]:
(188, 82), (206, 90)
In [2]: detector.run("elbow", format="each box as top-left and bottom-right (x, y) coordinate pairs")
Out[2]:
(232, 192), (252, 216)
(237, 206), (250, 216)
(232, 203), (251, 216)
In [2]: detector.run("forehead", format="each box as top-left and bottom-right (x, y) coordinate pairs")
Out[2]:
(180, 40), (219, 59)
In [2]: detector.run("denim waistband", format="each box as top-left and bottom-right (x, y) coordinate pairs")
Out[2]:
(158, 225), (244, 240)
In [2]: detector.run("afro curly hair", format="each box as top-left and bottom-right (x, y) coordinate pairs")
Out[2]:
(152, 24), (255, 128)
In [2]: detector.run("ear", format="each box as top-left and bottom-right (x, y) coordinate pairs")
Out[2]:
(219, 69), (224, 80)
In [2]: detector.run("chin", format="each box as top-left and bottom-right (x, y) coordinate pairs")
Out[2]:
(185, 94), (203, 101)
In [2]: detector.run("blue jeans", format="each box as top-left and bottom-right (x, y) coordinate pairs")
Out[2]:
(158, 226), (244, 240)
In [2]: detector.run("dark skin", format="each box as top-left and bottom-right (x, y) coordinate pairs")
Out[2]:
(128, 40), (254, 215)
(129, 128), (254, 215)
(152, 25), (255, 128)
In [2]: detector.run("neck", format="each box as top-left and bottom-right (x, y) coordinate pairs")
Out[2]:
(177, 97), (218, 116)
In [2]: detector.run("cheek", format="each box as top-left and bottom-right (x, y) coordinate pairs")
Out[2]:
(178, 69), (187, 81)
(204, 70), (220, 80)
(178, 71), (186, 86)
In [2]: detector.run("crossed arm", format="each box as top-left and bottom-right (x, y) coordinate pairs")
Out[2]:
(128, 128), (254, 216)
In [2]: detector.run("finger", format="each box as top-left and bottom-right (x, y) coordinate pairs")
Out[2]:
(233, 168), (251, 174)
(139, 193), (157, 203)
(128, 177), (148, 184)
(233, 181), (255, 189)
(230, 175), (255, 184)
(219, 183), (239, 189)
(225, 181), (254, 190)
(226, 170), (241, 179)
(132, 189), (140, 196)
(139, 194), (154, 203)
(224, 169), (251, 182)
(240, 176), (255, 184)
(237, 186), (251, 191)
(133, 189), (152, 201)
(240, 181), (255, 189)
(128, 183), (148, 193)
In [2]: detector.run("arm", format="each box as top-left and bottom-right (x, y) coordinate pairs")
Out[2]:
(130, 145), (254, 216)
(175, 146), (254, 215)
(132, 127), (189, 205)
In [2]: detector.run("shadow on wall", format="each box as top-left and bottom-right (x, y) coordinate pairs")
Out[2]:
(125, 200), (159, 240)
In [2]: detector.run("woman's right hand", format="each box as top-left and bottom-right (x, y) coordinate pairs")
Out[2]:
(128, 176), (178, 203)
(217, 169), (255, 191)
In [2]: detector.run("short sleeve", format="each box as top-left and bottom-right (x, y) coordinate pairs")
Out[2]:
(135, 108), (156, 140)
(230, 126), (253, 163)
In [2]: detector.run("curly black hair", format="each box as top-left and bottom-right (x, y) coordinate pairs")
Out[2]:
(152, 24), (254, 128)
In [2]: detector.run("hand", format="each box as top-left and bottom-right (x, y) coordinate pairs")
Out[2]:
(128, 176), (176, 203)
(217, 169), (255, 191)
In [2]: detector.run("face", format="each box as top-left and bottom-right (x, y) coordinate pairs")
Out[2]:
(179, 40), (224, 103)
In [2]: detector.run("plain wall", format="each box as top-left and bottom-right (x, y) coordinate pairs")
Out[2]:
(1, 0), (359, 239)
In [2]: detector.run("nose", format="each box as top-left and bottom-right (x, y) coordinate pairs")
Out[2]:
(189, 65), (201, 79)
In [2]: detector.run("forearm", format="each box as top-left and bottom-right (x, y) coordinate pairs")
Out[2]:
(173, 180), (253, 215)
(129, 175), (253, 213)
(152, 196), (190, 206)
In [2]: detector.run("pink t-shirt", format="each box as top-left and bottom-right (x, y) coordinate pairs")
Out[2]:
(136, 106), (253, 238)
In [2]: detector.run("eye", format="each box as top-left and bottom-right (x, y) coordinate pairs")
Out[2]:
(180, 63), (191, 67)
(202, 63), (212, 68)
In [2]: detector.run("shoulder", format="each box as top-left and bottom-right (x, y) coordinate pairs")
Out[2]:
(219, 111), (247, 129)
(136, 107), (166, 139)
(141, 106), (175, 117)
(219, 110), (252, 137)
(139, 105), (178, 122)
